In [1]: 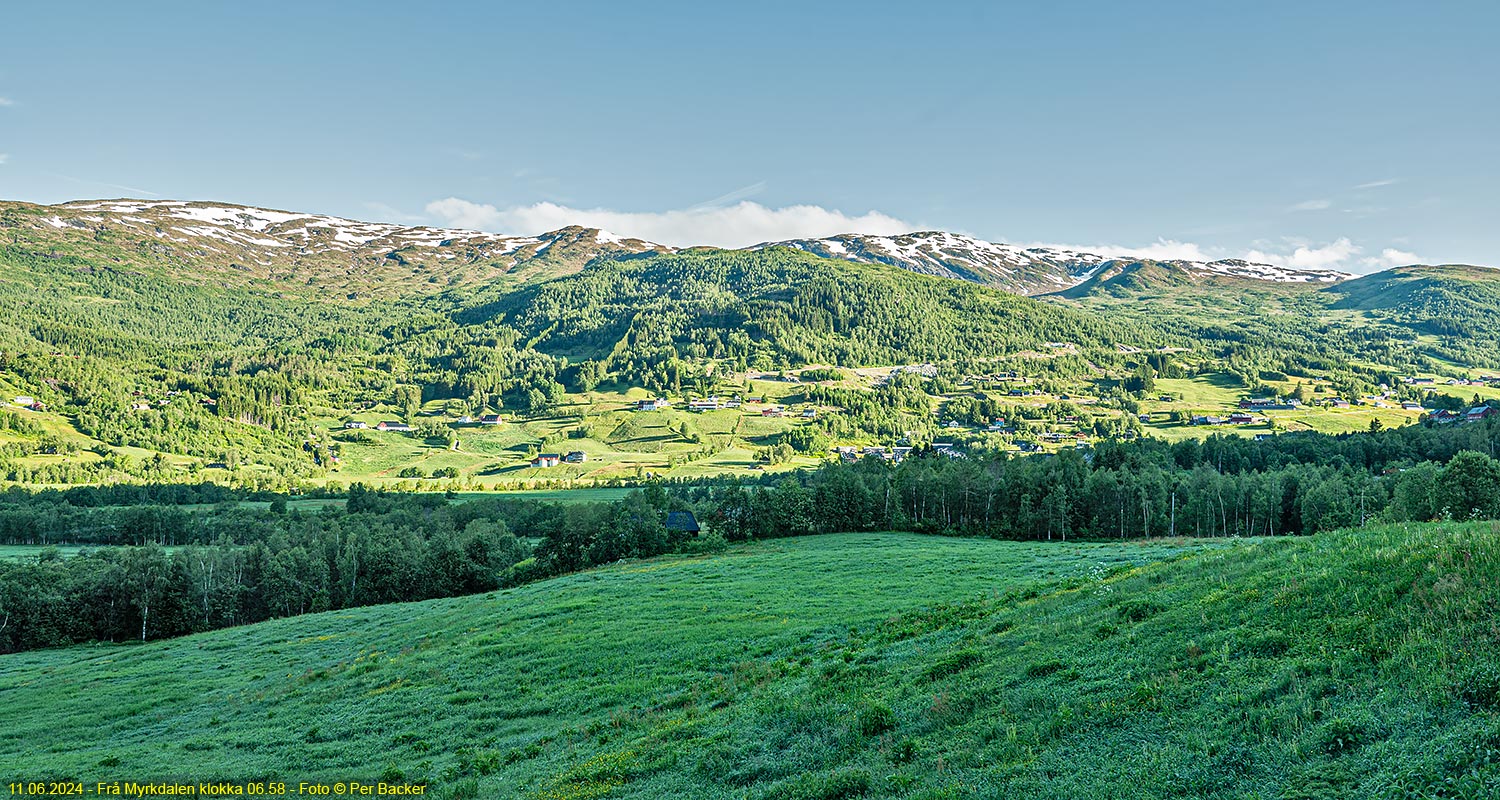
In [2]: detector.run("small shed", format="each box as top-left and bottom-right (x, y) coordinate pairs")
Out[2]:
(664, 511), (701, 536)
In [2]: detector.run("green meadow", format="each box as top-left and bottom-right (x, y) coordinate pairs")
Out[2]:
(4, 524), (1497, 798)
(1, 535), (1199, 789)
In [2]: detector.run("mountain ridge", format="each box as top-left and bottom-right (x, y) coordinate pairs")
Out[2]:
(1, 198), (666, 298)
(1, 198), (1397, 299)
(756, 230), (1354, 295)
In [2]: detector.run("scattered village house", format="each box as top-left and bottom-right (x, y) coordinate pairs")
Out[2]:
(1466, 406), (1498, 423)
(635, 398), (669, 411)
(344, 420), (368, 429)
(563, 451), (587, 463)
(688, 397), (720, 411)
(1240, 398), (1299, 410)
(376, 421), (412, 432)
(531, 453), (561, 468)
(479, 414), (503, 425)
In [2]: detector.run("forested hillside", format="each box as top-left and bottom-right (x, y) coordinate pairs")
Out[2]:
(462, 248), (1133, 373)
(2, 198), (1500, 491)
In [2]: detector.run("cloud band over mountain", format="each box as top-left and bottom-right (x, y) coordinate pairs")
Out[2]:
(425, 197), (1415, 274)
(425, 198), (913, 250)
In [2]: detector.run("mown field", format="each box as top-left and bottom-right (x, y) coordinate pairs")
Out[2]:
(4, 524), (1498, 798)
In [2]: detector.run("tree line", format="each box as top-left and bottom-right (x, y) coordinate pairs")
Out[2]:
(0, 485), (703, 654)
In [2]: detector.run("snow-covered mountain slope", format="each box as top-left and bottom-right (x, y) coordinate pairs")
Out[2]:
(51, 199), (666, 259)
(1165, 258), (1349, 283)
(754, 231), (1112, 294)
(12, 199), (666, 297)
(7, 198), (1353, 299)
(756, 231), (1349, 295)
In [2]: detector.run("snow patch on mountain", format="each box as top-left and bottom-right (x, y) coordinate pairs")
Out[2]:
(38, 199), (1351, 294)
(757, 231), (1349, 293)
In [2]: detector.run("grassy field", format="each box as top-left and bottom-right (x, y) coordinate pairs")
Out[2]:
(0, 534), (1205, 791)
(0, 544), (92, 560)
(8, 365), (1496, 490)
(4, 524), (1497, 798)
(0, 544), (198, 560)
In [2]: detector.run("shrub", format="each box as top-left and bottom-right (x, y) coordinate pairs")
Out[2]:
(759, 769), (871, 800)
(1117, 599), (1165, 623)
(856, 702), (896, 736)
(1315, 713), (1378, 756)
(1455, 662), (1500, 710)
(1026, 660), (1066, 679)
(1243, 631), (1291, 657)
(925, 648), (983, 681)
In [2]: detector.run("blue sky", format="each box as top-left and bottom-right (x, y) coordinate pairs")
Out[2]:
(1, 1), (1496, 270)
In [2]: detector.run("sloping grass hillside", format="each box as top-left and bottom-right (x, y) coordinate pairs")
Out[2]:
(0, 534), (1199, 793)
(4, 525), (1498, 799)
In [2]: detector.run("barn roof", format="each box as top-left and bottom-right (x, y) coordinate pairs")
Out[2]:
(664, 511), (701, 533)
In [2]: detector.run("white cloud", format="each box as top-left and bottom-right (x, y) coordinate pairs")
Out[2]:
(1361, 248), (1422, 269)
(1036, 236), (1375, 273)
(1354, 178), (1399, 190)
(1245, 238), (1360, 270)
(0, 97), (12, 107)
(0, 154), (8, 166)
(1289, 199), (1331, 212)
(423, 196), (1431, 274)
(424, 198), (913, 248)
(1029, 239), (1215, 262)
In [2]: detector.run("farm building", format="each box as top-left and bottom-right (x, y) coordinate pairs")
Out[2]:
(664, 510), (701, 536)
(531, 453), (561, 468)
